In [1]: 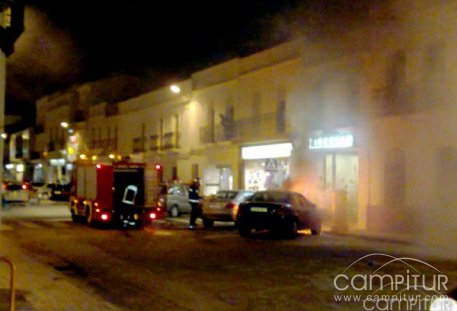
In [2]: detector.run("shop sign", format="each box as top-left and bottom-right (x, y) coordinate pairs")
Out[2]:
(309, 133), (354, 150)
(242, 143), (292, 160)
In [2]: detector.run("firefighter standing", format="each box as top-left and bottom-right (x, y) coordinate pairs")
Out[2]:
(188, 179), (201, 230)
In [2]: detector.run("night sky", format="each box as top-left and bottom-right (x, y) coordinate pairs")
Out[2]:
(5, 0), (371, 127)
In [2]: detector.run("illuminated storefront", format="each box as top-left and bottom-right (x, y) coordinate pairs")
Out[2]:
(309, 132), (359, 228)
(241, 142), (292, 191)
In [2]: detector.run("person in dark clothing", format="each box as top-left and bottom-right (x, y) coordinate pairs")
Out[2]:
(188, 179), (201, 230)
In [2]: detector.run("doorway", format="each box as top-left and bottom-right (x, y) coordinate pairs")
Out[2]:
(323, 154), (359, 223)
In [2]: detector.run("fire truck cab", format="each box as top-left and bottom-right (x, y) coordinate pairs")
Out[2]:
(70, 161), (156, 227)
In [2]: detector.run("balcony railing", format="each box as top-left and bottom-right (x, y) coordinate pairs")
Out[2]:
(234, 113), (278, 140)
(89, 139), (117, 152)
(200, 127), (215, 144)
(372, 84), (416, 117)
(149, 135), (160, 151)
(200, 113), (286, 144)
(162, 132), (180, 150)
(132, 137), (145, 153)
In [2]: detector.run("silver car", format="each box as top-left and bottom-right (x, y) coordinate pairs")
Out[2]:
(157, 183), (192, 218)
(201, 190), (254, 228)
(2, 181), (31, 203)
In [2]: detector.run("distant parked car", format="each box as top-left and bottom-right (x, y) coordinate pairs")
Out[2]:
(201, 190), (254, 228)
(157, 183), (191, 217)
(49, 183), (71, 201)
(31, 182), (51, 200)
(2, 181), (31, 203)
(236, 190), (322, 239)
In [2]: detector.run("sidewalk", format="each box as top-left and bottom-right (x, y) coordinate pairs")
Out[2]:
(0, 205), (121, 311)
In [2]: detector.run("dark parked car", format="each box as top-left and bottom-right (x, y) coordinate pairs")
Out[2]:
(49, 183), (71, 201)
(201, 190), (254, 228)
(236, 190), (322, 238)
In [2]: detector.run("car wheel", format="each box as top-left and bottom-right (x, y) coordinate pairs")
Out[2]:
(311, 221), (322, 235)
(203, 218), (214, 229)
(284, 219), (298, 239)
(86, 206), (94, 225)
(71, 209), (79, 222)
(169, 205), (179, 218)
(238, 223), (251, 237)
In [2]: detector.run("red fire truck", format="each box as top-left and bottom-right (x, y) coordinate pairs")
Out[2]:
(69, 161), (157, 227)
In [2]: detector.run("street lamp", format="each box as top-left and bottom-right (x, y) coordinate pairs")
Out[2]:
(170, 85), (181, 94)
(60, 121), (69, 128)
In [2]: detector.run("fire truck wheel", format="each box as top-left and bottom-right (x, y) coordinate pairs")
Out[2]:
(71, 209), (78, 223)
(86, 206), (94, 225)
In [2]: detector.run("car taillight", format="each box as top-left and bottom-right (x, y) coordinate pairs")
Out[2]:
(22, 184), (28, 190)
(226, 202), (237, 209)
(101, 213), (110, 221)
(149, 212), (157, 220)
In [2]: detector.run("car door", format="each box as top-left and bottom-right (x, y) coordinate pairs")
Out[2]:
(178, 185), (191, 213)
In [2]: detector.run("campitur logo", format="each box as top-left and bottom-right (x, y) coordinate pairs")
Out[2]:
(333, 253), (454, 311)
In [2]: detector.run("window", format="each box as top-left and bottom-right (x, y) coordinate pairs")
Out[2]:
(311, 81), (324, 127)
(276, 86), (286, 133)
(252, 92), (261, 117)
(424, 40), (445, 79)
(207, 103), (215, 143)
(277, 99), (286, 133)
(384, 50), (408, 115)
(192, 164), (199, 179)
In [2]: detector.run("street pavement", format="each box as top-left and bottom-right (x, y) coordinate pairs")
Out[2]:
(0, 201), (121, 311)
(0, 202), (456, 310)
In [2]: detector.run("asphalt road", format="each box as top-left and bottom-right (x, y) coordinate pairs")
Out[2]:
(1, 203), (456, 311)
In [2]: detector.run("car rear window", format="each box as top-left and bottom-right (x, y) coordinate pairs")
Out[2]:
(215, 191), (245, 200)
(251, 192), (290, 203)
(5, 184), (23, 191)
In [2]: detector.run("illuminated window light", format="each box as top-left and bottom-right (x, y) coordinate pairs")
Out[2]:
(242, 143), (292, 160)
(309, 134), (354, 150)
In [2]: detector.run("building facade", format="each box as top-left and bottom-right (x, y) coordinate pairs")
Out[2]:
(28, 0), (457, 251)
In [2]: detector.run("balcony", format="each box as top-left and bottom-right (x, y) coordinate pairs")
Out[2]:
(200, 127), (215, 144)
(132, 137), (145, 153)
(200, 113), (287, 144)
(234, 113), (281, 140)
(162, 132), (180, 150)
(372, 84), (416, 117)
(149, 135), (160, 152)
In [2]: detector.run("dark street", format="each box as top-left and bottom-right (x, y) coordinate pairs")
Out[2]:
(1, 204), (456, 311)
